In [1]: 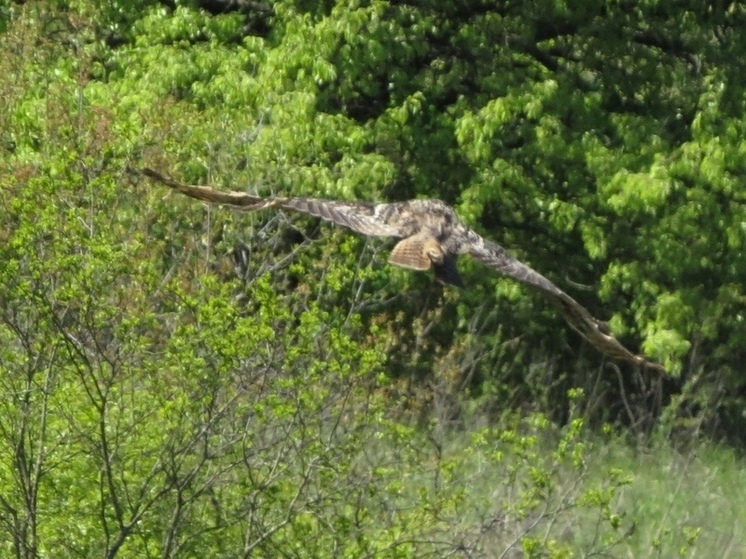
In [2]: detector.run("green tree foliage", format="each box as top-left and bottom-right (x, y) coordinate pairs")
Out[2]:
(1, 0), (745, 555)
(103, 0), (744, 429)
(2, 0), (744, 430)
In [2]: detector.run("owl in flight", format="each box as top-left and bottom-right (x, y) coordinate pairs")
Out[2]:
(142, 168), (665, 373)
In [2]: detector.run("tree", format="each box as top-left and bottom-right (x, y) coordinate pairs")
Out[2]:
(1, 1), (743, 556)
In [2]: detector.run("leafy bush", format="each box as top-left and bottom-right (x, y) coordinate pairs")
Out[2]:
(1, 2), (744, 556)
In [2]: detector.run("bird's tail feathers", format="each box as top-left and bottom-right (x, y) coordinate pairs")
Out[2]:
(389, 237), (433, 271)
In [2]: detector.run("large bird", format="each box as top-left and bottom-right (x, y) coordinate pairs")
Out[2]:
(142, 168), (666, 373)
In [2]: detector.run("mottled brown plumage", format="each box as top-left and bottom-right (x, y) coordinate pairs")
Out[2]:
(142, 168), (666, 373)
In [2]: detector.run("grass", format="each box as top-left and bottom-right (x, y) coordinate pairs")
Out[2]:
(362, 417), (746, 558)
(485, 434), (745, 558)
(608, 441), (746, 558)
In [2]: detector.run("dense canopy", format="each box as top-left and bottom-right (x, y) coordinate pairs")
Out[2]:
(1, 0), (745, 556)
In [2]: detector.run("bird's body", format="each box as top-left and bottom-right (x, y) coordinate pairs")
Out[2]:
(142, 168), (666, 373)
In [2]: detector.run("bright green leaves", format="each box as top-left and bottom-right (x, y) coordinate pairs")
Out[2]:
(642, 328), (691, 374)
(134, 5), (246, 45)
(591, 80), (746, 373)
(3, 2), (746, 556)
(334, 151), (396, 197)
(106, 7), (262, 109)
(5, 0), (743, 394)
(603, 168), (674, 216)
(456, 80), (560, 166)
(463, 410), (643, 558)
(580, 218), (609, 260)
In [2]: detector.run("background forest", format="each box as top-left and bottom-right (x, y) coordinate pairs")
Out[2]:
(1, 0), (744, 557)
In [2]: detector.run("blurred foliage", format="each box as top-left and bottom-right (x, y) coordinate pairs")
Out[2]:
(0, 0), (745, 555)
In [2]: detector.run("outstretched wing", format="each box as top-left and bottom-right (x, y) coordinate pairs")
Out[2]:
(465, 233), (665, 372)
(142, 168), (401, 237)
(142, 168), (663, 371)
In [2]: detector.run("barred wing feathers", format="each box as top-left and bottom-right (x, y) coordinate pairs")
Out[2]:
(465, 234), (665, 372)
(143, 168), (665, 372)
(141, 168), (400, 237)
